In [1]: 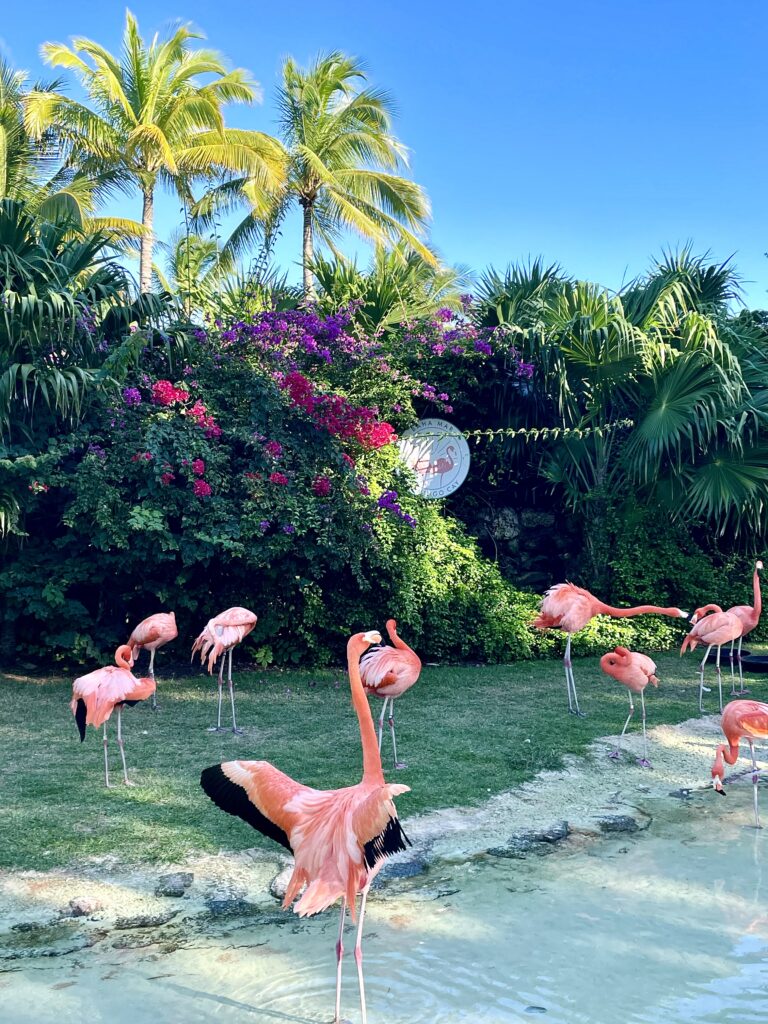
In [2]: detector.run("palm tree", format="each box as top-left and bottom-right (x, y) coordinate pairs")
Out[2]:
(25, 12), (286, 293)
(277, 52), (433, 297)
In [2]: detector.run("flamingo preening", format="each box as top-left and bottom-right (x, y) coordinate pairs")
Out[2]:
(71, 645), (155, 787)
(192, 606), (257, 733)
(201, 630), (410, 1024)
(724, 560), (763, 695)
(682, 605), (743, 713)
(711, 699), (768, 828)
(600, 646), (659, 767)
(533, 582), (687, 716)
(127, 611), (178, 710)
(360, 619), (422, 769)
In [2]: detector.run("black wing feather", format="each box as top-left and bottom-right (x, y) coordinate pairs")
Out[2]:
(75, 698), (87, 742)
(200, 764), (293, 853)
(363, 815), (411, 869)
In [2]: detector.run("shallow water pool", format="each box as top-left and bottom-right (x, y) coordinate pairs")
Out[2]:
(3, 791), (768, 1023)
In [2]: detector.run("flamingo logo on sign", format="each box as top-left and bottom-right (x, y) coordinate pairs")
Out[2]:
(397, 418), (471, 498)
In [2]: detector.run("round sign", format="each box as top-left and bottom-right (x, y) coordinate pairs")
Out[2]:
(397, 418), (471, 499)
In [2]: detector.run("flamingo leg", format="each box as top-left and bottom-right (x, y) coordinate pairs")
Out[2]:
(637, 689), (652, 768)
(377, 698), (389, 753)
(564, 635), (585, 716)
(354, 882), (372, 1024)
(610, 691), (634, 760)
(388, 700), (406, 770)
(737, 636), (750, 696)
(208, 660), (225, 732)
(116, 706), (135, 786)
(749, 740), (762, 830)
(729, 640), (737, 696)
(699, 646), (713, 712)
(149, 648), (158, 711)
(103, 722), (111, 788)
(716, 646), (724, 713)
(334, 898), (346, 1023)
(228, 649), (242, 734)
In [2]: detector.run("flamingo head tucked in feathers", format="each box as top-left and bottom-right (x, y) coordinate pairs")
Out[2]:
(600, 646), (631, 673)
(115, 645), (135, 669)
(362, 630), (382, 645)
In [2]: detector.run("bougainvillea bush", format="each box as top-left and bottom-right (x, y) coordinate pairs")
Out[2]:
(0, 308), (540, 667)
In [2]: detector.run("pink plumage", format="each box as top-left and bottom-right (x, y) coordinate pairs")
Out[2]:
(600, 646), (659, 693)
(128, 611), (178, 654)
(192, 606), (257, 673)
(360, 619), (421, 769)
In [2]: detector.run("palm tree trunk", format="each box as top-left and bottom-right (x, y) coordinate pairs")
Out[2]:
(140, 187), (155, 294)
(302, 202), (315, 299)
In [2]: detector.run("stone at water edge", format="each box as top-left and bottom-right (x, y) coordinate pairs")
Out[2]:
(155, 872), (194, 898)
(67, 897), (104, 918)
(269, 864), (294, 901)
(114, 910), (178, 930)
(596, 814), (639, 834)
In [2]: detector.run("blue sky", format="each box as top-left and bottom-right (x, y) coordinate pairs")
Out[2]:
(3, 0), (767, 304)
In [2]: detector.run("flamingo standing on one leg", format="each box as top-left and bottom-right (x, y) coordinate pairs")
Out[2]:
(600, 646), (659, 767)
(200, 630), (410, 1024)
(711, 699), (768, 828)
(71, 645), (155, 787)
(533, 582), (687, 716)
(682, 605), (743, 713)
(360, 619), (422, 769)
(127, 611), (178, 710)
(725, 560), (763, 695)
(192, 606), (257, 733)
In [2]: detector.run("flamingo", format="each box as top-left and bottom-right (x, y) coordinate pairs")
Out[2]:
(600, 646), (659, 767)
(200, 630), (410, 1024)
(711, 699), (768, 828)
(360, 619), (422, 769)
(533, 582), (687, 716)
(192, 606), (257, 733)
(682, 604), (743, 713)
(127, 611), (178, 710)
(71, 645), (155, 787)
(725, 560), (763, 695)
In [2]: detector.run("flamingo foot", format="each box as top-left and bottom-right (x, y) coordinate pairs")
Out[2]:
(206, 726), (227, 733)
(636, 758), (653, 769)
(608, 750), (621, 760)
(123, 778), (137, 787)
(738, 688), (751, 696)
(231, 727), (244, 735)
(393, 761), (408, 770)
(701, 685), (712, 693)
(568, 708), (587, 718)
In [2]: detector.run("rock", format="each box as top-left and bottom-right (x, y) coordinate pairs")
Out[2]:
(155, 872), (194, 898)
(596, 814), (639, 834)
(669, 788), (693, 800)
(376, 855), (428, 881)
(67, 897), (104, 918)
(204, 897), (258, 918)
(487, 821), (570, 858)
(114, 911), (178, 930)
(269, 864), (294, 901)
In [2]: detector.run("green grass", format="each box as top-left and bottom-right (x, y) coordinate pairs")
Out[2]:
(2, 651), (763, 871)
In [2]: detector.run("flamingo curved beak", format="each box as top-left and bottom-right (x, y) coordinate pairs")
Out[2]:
(713, 778), (726, 796)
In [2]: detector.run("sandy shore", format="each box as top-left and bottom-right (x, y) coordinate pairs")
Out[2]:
(2, 712), (762, 961)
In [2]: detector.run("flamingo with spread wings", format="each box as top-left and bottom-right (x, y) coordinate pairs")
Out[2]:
(360, 619), (422, 769)
(71, 645), (155, 787)
(201, 630), (410, 1024)
(127, 611), (177, 710)
(192, 606), (256, 733)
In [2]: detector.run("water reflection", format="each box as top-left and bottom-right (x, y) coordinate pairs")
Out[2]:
(3, 794), (768, 1023)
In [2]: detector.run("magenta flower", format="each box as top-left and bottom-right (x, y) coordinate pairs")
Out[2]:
(193, 479), (212, 498)
(264, 440), (283, 460)
(312, 475), (332, 497)
(192, 458), (205, 476)
(269, 472), (289, 485)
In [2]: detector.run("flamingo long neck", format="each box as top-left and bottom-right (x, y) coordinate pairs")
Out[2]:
(717, 741), (741, 769)
(348, 643), (385, 785)
(595, 601), (680, 619)
(753, 567), (762, 618)
(387, 621), (411, 652)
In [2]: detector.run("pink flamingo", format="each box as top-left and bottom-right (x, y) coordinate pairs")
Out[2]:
(533, 582), (687, 716)
(71, 645), (155, 787)
(360, 619), (422, 769)
(192, 606), (257, 733)
(725, 560), (763, 695)
(201, 630), (410, 1024)
(711, 699), (768, 828)
(682, 604), (743, 713)
(127, 611), (178, 710)
(432, 445), (456, 482)
(600, 646), (659, 767)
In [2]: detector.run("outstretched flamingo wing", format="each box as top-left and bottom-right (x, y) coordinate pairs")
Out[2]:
(200, 760), (311, 852)
(352, 783), (412, 868)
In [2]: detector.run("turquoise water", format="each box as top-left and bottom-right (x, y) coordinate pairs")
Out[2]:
(2, 792), (768, 1023)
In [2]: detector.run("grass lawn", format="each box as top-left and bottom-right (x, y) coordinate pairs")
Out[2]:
(2, 649), (762, 871)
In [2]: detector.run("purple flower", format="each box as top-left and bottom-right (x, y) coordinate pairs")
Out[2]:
(460, 294), (474, 309)
(259, 520), (271, 532)
(122, 387), (142, 407)
(282, 524), (296, 534)
(435, 307), (454, 322)
(438, 393), (449, 401)
(474, 340), (493, 356)
(87, 443), (106, 459)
